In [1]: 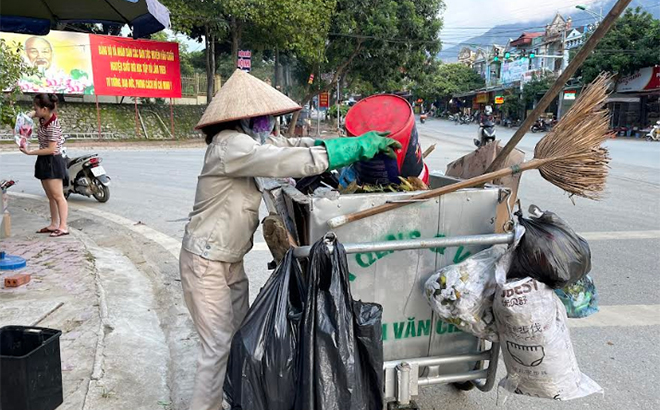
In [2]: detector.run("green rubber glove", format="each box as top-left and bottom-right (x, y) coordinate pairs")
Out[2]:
(315, 131), (402, 170)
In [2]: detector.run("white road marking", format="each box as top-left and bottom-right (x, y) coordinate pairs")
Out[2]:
(580, 230), (660, 241)
(568, 305), (660, 328)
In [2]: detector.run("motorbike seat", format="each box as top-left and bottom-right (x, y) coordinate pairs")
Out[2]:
(66, 155), (93, 169)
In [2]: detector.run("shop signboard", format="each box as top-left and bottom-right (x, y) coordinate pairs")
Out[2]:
(563, 90), (577, 100)
(319, 91), (329, 108)
(616, 66), (660, 93)
(500, 57), (529, 85)
(476, 93), (489, 103)
(237, 50), (252, 72)
(494, 95), (504, 104)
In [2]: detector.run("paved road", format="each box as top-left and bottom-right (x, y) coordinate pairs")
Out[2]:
(2, 120), (659, 409)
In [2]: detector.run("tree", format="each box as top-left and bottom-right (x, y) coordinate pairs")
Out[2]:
(286, 0), (445, 134)
(411, 62), (485, 103)
(163, 0), (334, 100)
(0, 40), (36, 127)
(523, 72), (554, 108)
(579, 7), (660, 83)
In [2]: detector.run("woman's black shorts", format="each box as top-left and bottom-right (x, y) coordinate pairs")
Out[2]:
(35, 154), (67, 180)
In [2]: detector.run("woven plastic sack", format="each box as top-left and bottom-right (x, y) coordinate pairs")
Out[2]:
(424, 245), (507, 342)
(494, 242), (602, 402)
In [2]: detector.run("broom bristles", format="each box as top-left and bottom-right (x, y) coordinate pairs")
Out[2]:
(534, 73), (613, 200)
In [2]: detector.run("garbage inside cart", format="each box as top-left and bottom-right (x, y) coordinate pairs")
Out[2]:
(257, 168), (601, 406)
(259, 172), (512, 407)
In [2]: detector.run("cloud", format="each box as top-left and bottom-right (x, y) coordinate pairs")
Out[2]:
(440, 0), (603, 42)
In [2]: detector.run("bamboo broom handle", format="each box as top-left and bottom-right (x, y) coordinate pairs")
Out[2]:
(485, 0), (633, 174)
(327, 159), (548, 229)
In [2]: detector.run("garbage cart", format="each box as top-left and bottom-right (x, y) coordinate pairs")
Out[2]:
(260, 173), (515, 408)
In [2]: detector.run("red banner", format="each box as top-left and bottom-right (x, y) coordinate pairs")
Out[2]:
(90, 35), (182, 98)
(319, 91), (329, 108)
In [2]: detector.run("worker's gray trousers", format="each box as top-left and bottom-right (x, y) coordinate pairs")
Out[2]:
(179, 248), (249, 410)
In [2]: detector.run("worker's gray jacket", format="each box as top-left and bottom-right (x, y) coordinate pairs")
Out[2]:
(182, 129), (329, 262)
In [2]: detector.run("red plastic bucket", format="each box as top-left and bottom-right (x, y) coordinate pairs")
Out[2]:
(345, 94), (427, 184)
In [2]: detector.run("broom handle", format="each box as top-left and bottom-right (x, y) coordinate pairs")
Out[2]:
(327, 159), (547, 229)
(485, 0), (633, 174)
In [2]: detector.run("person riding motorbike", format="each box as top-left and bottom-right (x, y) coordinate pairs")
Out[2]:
(180, 69), (401, 410)
(475, 105), (496, 146)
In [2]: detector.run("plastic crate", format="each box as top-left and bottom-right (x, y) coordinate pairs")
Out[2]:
(0, 326), (63, 410)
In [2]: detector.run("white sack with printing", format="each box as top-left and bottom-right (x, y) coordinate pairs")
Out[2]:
(493, 246), (602, 402)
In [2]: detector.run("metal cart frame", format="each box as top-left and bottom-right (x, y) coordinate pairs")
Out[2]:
(260, 174), (515, 409)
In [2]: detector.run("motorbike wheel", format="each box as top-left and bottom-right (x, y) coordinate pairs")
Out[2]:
(531, 127), (539, 133)
(92, 180), (110, 203)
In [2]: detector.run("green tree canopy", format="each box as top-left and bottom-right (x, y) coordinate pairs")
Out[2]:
(411, 62), (485, 102)
(0, 40), (36, 127)
(580, 7), (660, 83)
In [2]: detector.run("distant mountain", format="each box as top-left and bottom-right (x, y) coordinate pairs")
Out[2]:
(438, 0), (659, 62)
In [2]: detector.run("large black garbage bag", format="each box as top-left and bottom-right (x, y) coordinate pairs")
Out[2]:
(224, 250), (306, 410)
(297, 235), (384, 410)
(508, 206), (591, 289)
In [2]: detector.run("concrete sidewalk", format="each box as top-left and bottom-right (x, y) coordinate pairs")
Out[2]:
(0, 198), (176, 410)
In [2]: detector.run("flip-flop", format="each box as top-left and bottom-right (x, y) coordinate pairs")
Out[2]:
(50, 230), (70, 238)
(37, 227), (57, 234)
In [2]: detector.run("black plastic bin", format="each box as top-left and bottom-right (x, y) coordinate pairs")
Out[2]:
(0, 326), (63, 410)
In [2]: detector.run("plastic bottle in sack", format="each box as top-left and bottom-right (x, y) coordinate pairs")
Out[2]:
(345, 94), (427, 185)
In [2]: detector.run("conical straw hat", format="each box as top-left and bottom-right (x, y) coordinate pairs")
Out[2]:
(195, 69), (302, 129)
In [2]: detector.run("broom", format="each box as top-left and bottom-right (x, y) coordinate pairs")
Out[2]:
(326, 74), (613, 229)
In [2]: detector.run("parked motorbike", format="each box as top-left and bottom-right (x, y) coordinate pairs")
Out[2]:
(646, 121), (660, 141)
(531, 118), (549, 133)
(474, 118), (496, 147)
(61, 148), (111, 202)
(420, 113), (428, 124)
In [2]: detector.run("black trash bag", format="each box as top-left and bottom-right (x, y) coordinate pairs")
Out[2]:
(296, 234), (384, 410)
(295, 172), (340, 195)
(508, 206), (592, 289)
(224, 250), (306, 410)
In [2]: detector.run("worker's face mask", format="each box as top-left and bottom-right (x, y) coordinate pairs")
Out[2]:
(241, 115), (275, 144)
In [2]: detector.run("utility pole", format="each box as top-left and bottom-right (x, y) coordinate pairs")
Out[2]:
(317, 50), (321, 137)
(337, 78), (340, 131)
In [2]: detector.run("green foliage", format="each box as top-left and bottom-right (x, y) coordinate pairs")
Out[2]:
(250, 1), (336, 60)
(580, 7), (660, 83)
(522, 72), (553, 106)
(150, 32), (170, 42)
(411, 62), (484, 102)
(293, 0), (445, 101)
(500, 94), (523, 119)
(327, 104), (349, 119)
(0, 40), (36, 127)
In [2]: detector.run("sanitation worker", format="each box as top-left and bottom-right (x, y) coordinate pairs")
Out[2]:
(180, 69), (400, 410)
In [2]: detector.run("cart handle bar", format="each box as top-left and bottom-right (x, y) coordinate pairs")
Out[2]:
(292, 232), (514, 258)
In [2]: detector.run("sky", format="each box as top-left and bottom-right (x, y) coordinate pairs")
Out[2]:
(440, 0), (604, 46)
